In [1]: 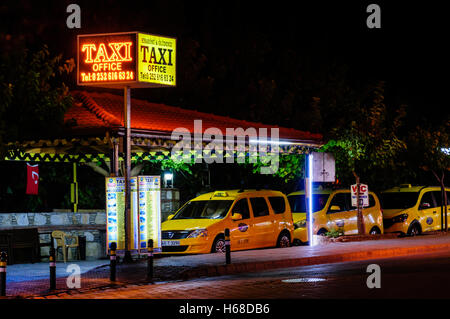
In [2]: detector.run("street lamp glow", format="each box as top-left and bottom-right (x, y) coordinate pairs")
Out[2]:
(163, 172), (173, 188)
(249, 138), (296, 145)
(308, 153), (314, 246)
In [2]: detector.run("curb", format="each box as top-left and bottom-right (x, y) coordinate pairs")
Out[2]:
(181, 242), (450, 280)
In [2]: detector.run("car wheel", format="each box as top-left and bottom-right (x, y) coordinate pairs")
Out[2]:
(407, 223), (421, 237)
(211, 236), (226, 253)
(277, 232), (291, 248)
(369, 227), (381, 235)
(317, 229), (328, 236)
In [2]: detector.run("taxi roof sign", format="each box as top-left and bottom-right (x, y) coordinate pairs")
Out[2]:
(213, 191), (229, 198)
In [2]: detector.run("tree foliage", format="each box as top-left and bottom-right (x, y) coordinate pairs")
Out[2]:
(0, 43), (74, 156)
(406, 121), (450, 186)
(321, 82), (407, 190)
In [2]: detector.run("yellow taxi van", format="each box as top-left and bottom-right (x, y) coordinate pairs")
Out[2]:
(381, 185), (450, 236)
(287, 188), (384, 244)
(160, 189), (294, 254)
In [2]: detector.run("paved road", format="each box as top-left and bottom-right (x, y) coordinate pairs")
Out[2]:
(44, 250), (450, 299)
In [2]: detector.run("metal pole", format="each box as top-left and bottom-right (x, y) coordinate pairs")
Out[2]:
(113, 139), (119, 176)
(73, 162), (78, 213)
(356, 176), (365, 234)
(123, 86), (132, 262)
(305, 154), (314, 246)
(110, 242), (117, 282)
(225, 228), (231, 264)
(442, 187), (445, 232)
(147, 239), (153, 281)
(0, 251), (7, 296)
(445, 189), (448, 232)
(49, 239), (56, 290)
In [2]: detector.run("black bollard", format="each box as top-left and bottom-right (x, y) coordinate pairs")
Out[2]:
(110, 242), (117, 282)
(0, 251), (7, 296)
(147, 239), (153, 281)
(49, 246), (56, 290)
(225, 228), (231, 264)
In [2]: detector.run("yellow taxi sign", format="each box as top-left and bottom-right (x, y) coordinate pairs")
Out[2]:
(213, 191), (229, 197)
(137, 33), (176, 87)
(77, 31), (176, 88)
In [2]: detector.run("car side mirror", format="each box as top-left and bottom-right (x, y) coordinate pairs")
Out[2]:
(330, 205), (341, 212)
(167, 214), (175, 220)
(231, 213), (243, 221)
(420, 202), (431, 209)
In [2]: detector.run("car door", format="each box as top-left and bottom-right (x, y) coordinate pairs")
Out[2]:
(418, 191), (439, 232)
(362, 194), (380, 232)
(432, 190), (450, 231)
(268, 196), (288, 231)
(249, 197), (274, 248)
(229, 198), (253, 249)
(326, 193), (357, 235)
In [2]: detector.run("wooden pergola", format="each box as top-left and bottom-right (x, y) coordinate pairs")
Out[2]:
(4, 90), (323, 170)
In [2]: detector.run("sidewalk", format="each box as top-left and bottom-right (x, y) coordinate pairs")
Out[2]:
(3, 232), (450, 298)
(2, 260), (109, 297)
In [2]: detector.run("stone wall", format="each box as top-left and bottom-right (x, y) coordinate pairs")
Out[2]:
(0, 211), (106, 260)
(0, 188), (181, 261)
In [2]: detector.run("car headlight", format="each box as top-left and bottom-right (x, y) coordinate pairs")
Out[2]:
(294, 219), (307, 229)
(187, 229), (208, 238)
(391, 214), (408, 223)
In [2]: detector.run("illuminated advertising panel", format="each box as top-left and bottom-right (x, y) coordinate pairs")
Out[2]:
(138, 176), (162, 253)
(105, 177), (125, 251)
(77, 32), (176, 88)
(78, 32), (137, 87)
(105, 176), (161, 254)
(137, 33), (176, 87)
(130, 177), (140, 252)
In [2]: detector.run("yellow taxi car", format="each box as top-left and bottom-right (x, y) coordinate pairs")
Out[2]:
(161, 190), (294, 254)
(287, 189), (384, 244)
(381, 185), (450, 236)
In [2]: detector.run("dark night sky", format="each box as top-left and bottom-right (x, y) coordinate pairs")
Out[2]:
(0, 0), (449, 207)
(2, 0), (449, 124)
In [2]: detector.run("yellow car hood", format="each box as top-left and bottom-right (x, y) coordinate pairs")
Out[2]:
(162, 218), (221, 231)
(292, 212), (306, 223)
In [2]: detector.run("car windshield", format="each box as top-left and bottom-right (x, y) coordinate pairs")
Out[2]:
(380, 192), (419, 209)
(172, 200), (233, 219)
(288, 194), (330, 213)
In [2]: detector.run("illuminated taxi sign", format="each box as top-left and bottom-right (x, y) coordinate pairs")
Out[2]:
(77, 32), (176, 88)
(138, 33), (176, 86)
(213, 191), (229, 198)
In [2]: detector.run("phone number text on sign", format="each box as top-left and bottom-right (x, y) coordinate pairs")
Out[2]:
(80, 71), (134, 82)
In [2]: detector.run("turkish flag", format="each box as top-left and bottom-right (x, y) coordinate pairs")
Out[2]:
(26, 163), (39, 195)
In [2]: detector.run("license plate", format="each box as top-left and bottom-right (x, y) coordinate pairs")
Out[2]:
(162, 240), (180, 246)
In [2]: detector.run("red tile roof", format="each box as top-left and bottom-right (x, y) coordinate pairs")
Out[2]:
(65, 90), (322, 143)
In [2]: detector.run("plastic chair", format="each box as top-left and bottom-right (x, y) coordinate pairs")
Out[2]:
(51, 231), (79, 263)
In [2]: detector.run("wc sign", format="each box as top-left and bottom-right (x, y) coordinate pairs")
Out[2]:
(351, 184), (369, 207)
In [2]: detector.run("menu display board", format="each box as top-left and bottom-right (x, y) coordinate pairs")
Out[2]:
(138, 176), (162, 253)
(105, 175), (161, 254)
(105, 177), (125, 251)
(130, 177), (140, 252)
